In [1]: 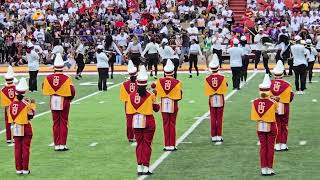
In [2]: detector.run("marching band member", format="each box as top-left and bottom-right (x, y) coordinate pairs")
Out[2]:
(251, 74), (278, 176)
(227, 39), (244, 90)
(240, 36), (251, 82)
(271, 61), (294, 151)
(155, 59), (182, 151)
(141, 37), (160, 79)
(1, 66), (16, 143)
(42, 54), (76, 151)
(305, 39), (318, 83)
(205, 54), (228, 145)
(126, 66), (160, 175)
(119, 60), (138, 142)
(8, 78), (36, 175)
(291, 36), (309, 94)
(26, 42), (40, 92)
(96, 45), (109, 91)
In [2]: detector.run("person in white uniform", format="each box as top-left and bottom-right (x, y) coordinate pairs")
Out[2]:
(25, 42), (40, 92)
(290, 36), (309, 94)
(240, 36), (251, 82)
(188, 39), (203, 78)
(227, 39), (244, 90)
(141, 37), (160, 78)
(305, 39), (318, 83)
(96, 45), (109, 91)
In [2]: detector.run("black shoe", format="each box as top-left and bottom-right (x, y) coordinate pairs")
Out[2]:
(137, 172), (144, 176)
(143, 171), (153, 175)
(196, 72), (199, 76)
(75, 76), (80, 80)
(61, 147), (69, 151)
(103, 89), (107, 91)
(173, 147), (178, 151)
(150, 73), (153, 77)
(270, 172), (276, 176)
(79, 75), (82, 78)
(111, 75), (113, 79)
(237, 88), (240, 90)
(309, 81), (312, 83)
(189, 75), (192, 78)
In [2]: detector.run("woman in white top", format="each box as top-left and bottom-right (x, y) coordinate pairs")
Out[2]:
(240, 36), (251, 82)
(276, 34), (291, 75)
(75, 39), (86, 80)
(159, 38), (179, 79)
(305, 39), (318, 83)
(124, 36), (143, 68)
(96, 45), (109, 91)
(141, 37), (160, 78)
(105, 34), (122, 79)
(188, 39), (203, 78)
(26, 42), (40, 92)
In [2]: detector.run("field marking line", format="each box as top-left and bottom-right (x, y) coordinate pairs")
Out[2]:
(0, 82), (122, 135)
(299, 141), (307, 145)
(180, 142), (192, 144)
(137, 71), (258, 180)
(89, 142), (99, 147)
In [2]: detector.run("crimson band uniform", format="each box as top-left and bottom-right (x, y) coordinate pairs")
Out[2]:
(42, 54), (76, 151)
(8, 78), (36, 175)
(251, 74), (277, 176)
(119, 60), (138, 142)
(155, 59), (182, 150)
(126, 66), (160, 175)
(270, 61), (294, 151)
(205, 54), (228, 144)
(1, 66), (17, 143)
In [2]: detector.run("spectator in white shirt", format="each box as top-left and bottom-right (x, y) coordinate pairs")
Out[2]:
(188, 39), (203, 78)
(274, 0), (285, 11)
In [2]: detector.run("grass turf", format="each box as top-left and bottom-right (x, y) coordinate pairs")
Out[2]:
(0, 72), (319, 180)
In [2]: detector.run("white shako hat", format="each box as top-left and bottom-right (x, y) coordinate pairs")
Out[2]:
(273, 60), (285, 76)
(209, 54), (220, 71)
(127, 60), (137, 76)
(137, 65), (148, 86)
(4, 65), (14, 82)
(54, 53), (64, 70)
(16, 77), (28, 95)
(259, 74), (271, 91)
(164, 59), (175, 75)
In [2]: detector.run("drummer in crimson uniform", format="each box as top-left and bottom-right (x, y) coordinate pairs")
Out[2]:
(126, 66), (160, 176)
(119, 60), (138, 142)
(204, 54), (228, 145)
(154, 59), (182, 151)
(270, 61), (294, 151)
(1, 66), (16, 143)
(42, 54), (76, 151)
(251, 74), (278, 176)
(8, 78), (36, 175)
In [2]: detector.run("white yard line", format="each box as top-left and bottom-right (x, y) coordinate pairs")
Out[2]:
(89, 142), (98, 147)
(0, 83), (122, 135)
(137, 71), (258, 180)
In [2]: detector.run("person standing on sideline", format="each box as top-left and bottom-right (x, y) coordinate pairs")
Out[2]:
(126, 66), (160, 176)
(119, 60), (138, 142)
(26, 42), (40, 92)
(254, 28), (264, 69)
(212, 32), (223, 68)
(141, 37), (160, 79)
(251, 74), (278, 176)
(305, 39), (318, 83)
(96, 45), (109, 91)
(1, 66), (16, 143)
(159, 39), (180, 79)
(155, 59), (182, 151)
(105, 35), (122, 79)
(188, 39), (203, 78)
(8, 78), (36, 175)
(205, 54), (228, 145)
(124, 36), (143, 68)
(42, 54), (76, 151)
(270, 61), (294, 151)
(291, 36), (309, 94)
(75, 39), (86, 80)
(227, 39), (244, 90)
(240, 36), (251, 82)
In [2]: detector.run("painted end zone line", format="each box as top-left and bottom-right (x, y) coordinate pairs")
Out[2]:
(0, 83), (122, 135)
(137, 71), (258, 180)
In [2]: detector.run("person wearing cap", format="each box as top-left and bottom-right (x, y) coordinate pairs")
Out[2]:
(227, 38), (244, 90)
(154, 59), (182, 151)
(276, 34), (291, 75)
(254, 28), (264, 69)
(205, 54), (228, 145)
(25, 42), (40, 92)
(305, 39), (318, 83)
(188, 39), (203, 78)
(124, 36), (143, 68)
(105, 34), (122, 79)
(187, 21), (199, 42)
(42, 53), (76, 151)
(278, 26), (289, 42)
(8, 78), (36, 175)
(212, 32), (223, 68)
(126, 66), (160, 175)
(159, 38), (180, 79)
(240, 36), (251, 82)
(141, 37), (161, 79)
(251, 74), (278, 176)
(1, 66), (16, 143)
(261, 34), (272, 76)
(119, 60), (138, 142)
(96, 45), (109, 91)
(290, 36), (309, 94)
(270, 61), (294, 151)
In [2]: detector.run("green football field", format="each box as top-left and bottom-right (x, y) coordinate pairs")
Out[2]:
(0, 72), (319, 180)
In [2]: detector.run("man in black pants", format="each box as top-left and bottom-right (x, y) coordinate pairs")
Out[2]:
(291, 37), (308, 94)
(75, 40), (86, 80)
(227, 39), (244, 90)
(254, 28), (263, 69)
